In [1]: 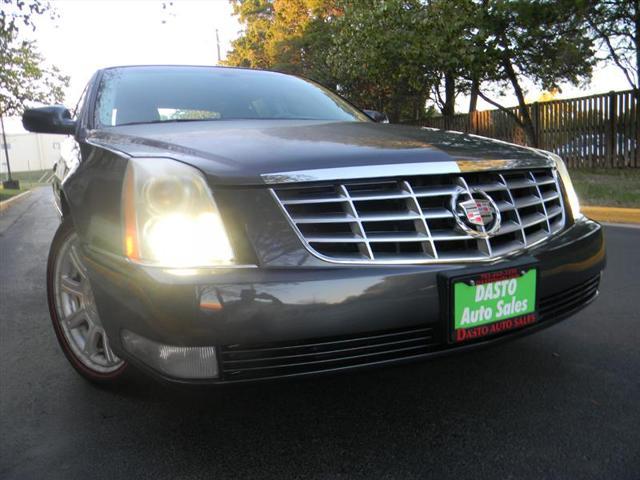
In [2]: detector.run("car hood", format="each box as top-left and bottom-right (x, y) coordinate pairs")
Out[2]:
(87, 120), (551, 185)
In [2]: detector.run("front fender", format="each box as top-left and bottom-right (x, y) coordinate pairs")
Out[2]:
(61, 141), (129, 257)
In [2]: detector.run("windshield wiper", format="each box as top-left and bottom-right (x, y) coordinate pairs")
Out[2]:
(115, 117), (332, 127)
(116, 118), (223, 127)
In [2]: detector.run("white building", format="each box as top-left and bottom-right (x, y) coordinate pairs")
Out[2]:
(0, 132), (63, 174)
(0, 116), (63, 175)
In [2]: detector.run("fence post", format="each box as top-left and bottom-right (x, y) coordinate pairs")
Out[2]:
(606, 91), (617, 167)
(634, 89), (639, 168)
(531, 102), (540, 148)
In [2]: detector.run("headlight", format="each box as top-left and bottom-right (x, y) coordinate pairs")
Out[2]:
(549, 153), (582, 221)
(122, 157), (235, 267)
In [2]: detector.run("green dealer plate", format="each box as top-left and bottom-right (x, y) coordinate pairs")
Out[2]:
(452, 267), (538, 343)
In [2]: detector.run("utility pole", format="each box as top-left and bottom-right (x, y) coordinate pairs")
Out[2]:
(0, 111), (19, 189)
(216, 29), (221, 64)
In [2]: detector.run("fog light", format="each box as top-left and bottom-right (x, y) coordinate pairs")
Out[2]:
(121, 330), (218, 379)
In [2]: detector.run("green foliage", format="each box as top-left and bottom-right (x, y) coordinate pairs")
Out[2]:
(0, 0), (69, 116)
(328, 0), (432, 121)
(225, 0), (339, 86)
(479, 0), (595, 89)
(225, 0), (274, 69)
(225, 0), (605, 129)
(469, 0), (596, 145)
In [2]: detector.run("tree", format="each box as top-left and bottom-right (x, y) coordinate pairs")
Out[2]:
(327, 0), (432, 121)
(225, 0), (481, 122)
(226, 0), (433, 120)
(225, 0), (599, 138)
(1, 0), (69, 184)
(1, 0), (69, 116)
(588, 0), (639, 89)
(419, 0), (482, 124)
(225, 0), (340, 86)
(225, 0), (274, 69)
(473, 0), (596, 146)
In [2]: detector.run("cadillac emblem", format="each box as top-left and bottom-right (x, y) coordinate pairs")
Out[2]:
(451, 190), (501, 238)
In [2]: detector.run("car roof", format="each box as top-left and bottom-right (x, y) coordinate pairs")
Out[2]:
(100, 64), (285, 76)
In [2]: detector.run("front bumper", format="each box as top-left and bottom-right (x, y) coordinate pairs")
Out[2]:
(86, 218), (605, 384)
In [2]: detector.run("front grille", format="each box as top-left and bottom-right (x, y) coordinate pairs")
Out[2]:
(272, 168), (565, 263)
(220, 326), (438, 380)
(539, 274), (600, 321)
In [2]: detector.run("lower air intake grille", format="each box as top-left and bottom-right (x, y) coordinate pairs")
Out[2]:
(272, 168), (565, 263)
(219, 275), (600, 381)
(220, 326), (438, 380)
(539, 274), (600, 321)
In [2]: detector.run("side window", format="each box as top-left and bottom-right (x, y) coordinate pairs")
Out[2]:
(72, 82), (90, 121)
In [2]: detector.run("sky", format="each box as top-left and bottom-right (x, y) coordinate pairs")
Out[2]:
(4, 0), (634, 133)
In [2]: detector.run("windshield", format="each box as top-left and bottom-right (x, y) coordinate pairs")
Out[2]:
(94, 66), (369, 127)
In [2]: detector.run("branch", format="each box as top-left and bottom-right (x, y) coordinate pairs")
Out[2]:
(431, 84), (445, 111)
(476, 90), (525, 129)
(589, 19), (638, 89)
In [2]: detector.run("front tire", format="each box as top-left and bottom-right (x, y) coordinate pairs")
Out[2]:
(47, 220), (128, 384)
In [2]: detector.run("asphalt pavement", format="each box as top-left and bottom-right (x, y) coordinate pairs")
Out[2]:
(1, 187), (639, 479)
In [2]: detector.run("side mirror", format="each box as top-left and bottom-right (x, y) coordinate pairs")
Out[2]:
(22, 105), (76, 135)
(363, 109), (389, 124)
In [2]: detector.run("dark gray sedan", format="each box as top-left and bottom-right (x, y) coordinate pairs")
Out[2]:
(23, 65), (605, 386)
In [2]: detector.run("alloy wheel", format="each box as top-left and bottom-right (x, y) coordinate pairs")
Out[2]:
(52, 232), (124, 373)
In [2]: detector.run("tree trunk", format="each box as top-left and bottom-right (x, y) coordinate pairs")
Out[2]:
(635, 0), (639, 88)
(0, 113), (13, 182)
(443, 72), (455, 130)
(468, 78), (480, 133)
(414, 95), (421, 121)
(502, 58), (537, 146)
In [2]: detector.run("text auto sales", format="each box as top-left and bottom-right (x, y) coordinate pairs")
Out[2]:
(455, 314), (536, 342)
(455, 278), (537, 341)
(459, 278), (529, 326)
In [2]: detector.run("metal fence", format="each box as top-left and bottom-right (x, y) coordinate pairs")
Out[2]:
(409, 89), (639, 168)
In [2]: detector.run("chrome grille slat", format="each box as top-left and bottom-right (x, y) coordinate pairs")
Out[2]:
(535, 177), (557, 186)
(514, 194), (545, 209)
(400, 181), (437, 258)
(272, 167), (566, 264)
(547, 204), (563, 218)
(526, 229), (549, 245)
(349, 192), (412, 201)
(282, 196), (346, 205)
(504, 178), (541, 189)
(411, 186), (461, 197)
(430, 231), (475, 241)
(465, 181), (506, 192)
(491, 240), (526, 257)
(339, 185), (374, 260)
(367, 232), (430, 242)
(494, 220), (523, 235)
(495, 200), (516, 212)
(422, 208), (455, 219)
(519, 211), (549, 229)
(358, 212), (423, 222)
(528, 171), (552, 233)
(308, 235), (363, 243)
(495, 173), (525, 248)
(291, 213), (355, 223)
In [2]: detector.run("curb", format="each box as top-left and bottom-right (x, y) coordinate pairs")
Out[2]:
(583, 206), (640, 225)
(0, 190), (32, 212)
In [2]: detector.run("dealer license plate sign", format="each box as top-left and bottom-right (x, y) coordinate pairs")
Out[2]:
(452, 267), (537, 343)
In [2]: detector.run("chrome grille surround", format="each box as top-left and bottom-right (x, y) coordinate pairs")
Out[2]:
(271, 168), (566, 264)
